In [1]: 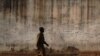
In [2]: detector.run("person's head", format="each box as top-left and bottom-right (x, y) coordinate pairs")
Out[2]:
(39, 27), (44, 33)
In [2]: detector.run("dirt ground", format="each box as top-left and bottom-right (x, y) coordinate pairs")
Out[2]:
(0, 51), (100, 56)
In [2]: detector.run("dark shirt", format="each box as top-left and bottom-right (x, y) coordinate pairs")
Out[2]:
(37, 33), (46, 48)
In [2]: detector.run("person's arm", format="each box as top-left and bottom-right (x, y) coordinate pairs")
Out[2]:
(43, 36), (49, 46)
(44, 40), (49, 46)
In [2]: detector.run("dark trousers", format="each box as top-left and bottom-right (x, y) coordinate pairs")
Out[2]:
(37, 46), (46, 56)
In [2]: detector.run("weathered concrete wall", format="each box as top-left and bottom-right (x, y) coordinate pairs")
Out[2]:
(0, 0), (100, 51)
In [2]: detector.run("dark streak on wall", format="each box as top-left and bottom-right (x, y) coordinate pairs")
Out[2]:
(2, 0), (27, 24)
(1, 0), (96, 28)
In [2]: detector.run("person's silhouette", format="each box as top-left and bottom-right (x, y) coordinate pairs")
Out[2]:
(37, 27), (49, 56)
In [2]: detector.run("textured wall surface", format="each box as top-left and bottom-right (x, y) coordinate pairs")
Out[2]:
(0, 0), (100, 51)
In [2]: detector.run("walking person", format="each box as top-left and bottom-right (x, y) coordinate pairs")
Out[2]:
(36, 27), (49, 56)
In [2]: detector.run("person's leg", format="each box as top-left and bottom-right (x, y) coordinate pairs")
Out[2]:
(37, 47), (40, 53)
(42, 47), (46, 56)
(37, 47), (41, 56)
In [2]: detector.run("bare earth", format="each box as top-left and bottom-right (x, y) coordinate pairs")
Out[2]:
(0, 51), (100, 56)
